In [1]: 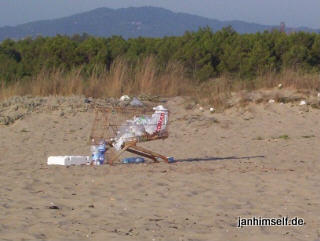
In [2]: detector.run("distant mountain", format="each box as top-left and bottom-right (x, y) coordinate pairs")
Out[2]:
(0, 7), (318, 41)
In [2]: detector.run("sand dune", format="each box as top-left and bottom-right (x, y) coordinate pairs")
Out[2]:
(0, 95), (319, 240)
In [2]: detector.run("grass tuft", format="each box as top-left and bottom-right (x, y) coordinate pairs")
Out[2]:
(274, 134), (290, 140)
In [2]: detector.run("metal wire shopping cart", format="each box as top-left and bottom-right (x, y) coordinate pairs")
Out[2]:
(89, 105), (169, 165)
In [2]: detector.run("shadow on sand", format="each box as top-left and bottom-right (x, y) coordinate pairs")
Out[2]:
(172, 155), (265, 163)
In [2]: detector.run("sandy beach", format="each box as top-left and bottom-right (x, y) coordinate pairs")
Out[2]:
(0, 95), (320, 241)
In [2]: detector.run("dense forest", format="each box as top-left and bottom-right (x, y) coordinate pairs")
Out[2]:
(0, 27), (319, 85)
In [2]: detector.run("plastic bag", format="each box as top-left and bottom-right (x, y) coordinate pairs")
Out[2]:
(113, 105), (168, 150)
(130, 97), (143, 106)
(113, 119), (145, 150)
(145, 105), (168, 134)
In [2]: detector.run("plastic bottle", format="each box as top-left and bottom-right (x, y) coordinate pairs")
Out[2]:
(90, 139), (107, 165)
(90, 144), (100, 165)
(97, 141), (107, 165)
(167, 157), (175, 163)
(122, 157), (145, 164)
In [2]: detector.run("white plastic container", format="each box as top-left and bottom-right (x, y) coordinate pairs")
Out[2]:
(47, 156), (90, 166)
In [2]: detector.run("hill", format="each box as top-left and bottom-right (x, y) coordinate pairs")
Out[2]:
(0, 7), (319, 41)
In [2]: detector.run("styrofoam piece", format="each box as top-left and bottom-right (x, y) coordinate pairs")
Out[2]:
(120, 95), (130, 101)
(47, 156), (90, 166)
(299, 100), (307, 106)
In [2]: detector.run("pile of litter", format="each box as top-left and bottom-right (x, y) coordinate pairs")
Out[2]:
(46, 98), (170, 166)
(113, 105), (168, 150)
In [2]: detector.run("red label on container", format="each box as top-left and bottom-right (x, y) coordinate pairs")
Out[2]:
(156, 113), (165, 132)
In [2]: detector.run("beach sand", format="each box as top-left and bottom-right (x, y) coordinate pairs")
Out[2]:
(0, 96), (319, 240)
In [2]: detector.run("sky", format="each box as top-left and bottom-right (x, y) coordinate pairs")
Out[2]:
(0, 0), (319, 29)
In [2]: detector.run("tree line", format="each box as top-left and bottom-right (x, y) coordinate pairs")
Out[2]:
(0, 27), (319, 84)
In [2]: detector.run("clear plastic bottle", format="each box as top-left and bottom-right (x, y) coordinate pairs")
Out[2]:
(90, 140), (100, 165)
(97, 141), (107, 165)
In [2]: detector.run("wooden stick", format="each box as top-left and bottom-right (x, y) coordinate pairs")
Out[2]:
(108, 142), (135, 165)
(129, 145), (169, 163)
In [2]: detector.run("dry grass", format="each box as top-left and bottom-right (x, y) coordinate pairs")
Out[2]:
(255, 69), (320, 90)
(195, 77), (233, 109)
(0, 57), (319, 109)
(196, 69), (320, 109)
(0, 57), (191, 100)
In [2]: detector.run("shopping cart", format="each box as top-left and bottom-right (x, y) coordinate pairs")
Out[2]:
(89, 105), (169, 165)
